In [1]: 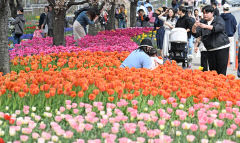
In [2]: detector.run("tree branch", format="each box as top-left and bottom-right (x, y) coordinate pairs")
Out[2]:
(67, 0), (89, 10)
(47, 0), (55, 6)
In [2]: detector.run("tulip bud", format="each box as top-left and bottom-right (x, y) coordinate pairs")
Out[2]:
(176, 131), (182, 136)
(45, 107), (50, 111)
(97, 123), (103, 128)
(32, 107), (36, 112)
(0, 131), (5, 136)
(144, 107), (148, 111)
(160, 125), (165, 130)
(236, 131), (240, 138)
(5, 106), (9, 111)
(51, 135), (59, 142)
(179, 104), (184, 109)
(9, 128), (16, 136)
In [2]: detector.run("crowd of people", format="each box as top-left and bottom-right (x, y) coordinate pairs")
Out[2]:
(120, 0), (240, 76)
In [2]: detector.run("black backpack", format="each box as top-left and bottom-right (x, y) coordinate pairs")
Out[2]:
(73, 7), (90, 22)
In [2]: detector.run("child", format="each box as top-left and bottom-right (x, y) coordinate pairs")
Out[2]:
(148, 48), (163, 69)
(33, 26), (43, 38)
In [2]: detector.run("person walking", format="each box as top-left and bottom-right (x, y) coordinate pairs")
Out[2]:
(220, 4), (237, 65)
(192, 5), (230, 75)
(42, 5), (53, 37)
(39, 6), (48, 37)
(73, 8), (99, 40)
(154, 8), (165, 56)
(158, 8), (177, 58)
(11, 7), (25, 45)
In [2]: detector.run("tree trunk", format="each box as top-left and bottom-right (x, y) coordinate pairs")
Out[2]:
(53, 9), (66, 46)
(130, 1), (138, 27)
(9, 0), (23, 18)
(105, 2), (115, 30)
(0, 0), (11, 75)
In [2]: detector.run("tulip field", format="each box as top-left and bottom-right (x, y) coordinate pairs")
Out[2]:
(0, 28), (240, 143)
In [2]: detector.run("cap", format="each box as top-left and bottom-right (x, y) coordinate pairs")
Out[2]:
(139, 39), (153, 48)
(223, 4), (230, 9)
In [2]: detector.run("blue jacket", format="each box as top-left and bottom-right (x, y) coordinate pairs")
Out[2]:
(120, 49), (152, 69)
(76, 11), (94, 33)
(221, 13), (237, 37)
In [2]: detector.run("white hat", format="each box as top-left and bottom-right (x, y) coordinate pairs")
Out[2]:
(223, 4), (230, 9)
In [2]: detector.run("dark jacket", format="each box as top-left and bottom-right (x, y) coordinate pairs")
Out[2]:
(39, 13), (46, 28)
(221, 13), (237, 37)
(43, 11), (53, 29)
(175, 14), (194, 38)
(192, 16), (230, 51)
(136, 14), (149, 27)
(214, 8), (219, 16)
(12, 14), (25, 35)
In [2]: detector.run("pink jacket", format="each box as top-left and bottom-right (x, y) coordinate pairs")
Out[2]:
(148, 11), (155, 23)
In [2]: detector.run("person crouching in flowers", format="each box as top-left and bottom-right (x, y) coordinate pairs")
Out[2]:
(120, 38), (162, 70)
(33, 26), (43, 38)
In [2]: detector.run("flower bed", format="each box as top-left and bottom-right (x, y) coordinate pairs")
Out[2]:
(8, 27), (152, 59)
(1, 27), (240, 142)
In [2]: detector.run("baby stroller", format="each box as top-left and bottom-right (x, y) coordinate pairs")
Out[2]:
(168, 28), (189, 67)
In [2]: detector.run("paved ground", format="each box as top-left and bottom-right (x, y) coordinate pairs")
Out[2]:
(190, 7), (240, 77)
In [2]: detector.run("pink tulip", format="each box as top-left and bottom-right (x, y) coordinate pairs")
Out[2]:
(65, 100), (71, 105)
(131, 100), (138, 105)
(39, 123), (46, 130)
(161, 100), (167, 105)
(148, 100), (154, 106)
(59, 106), (65, 112)
(65, 131), (74, 138)
(76, 139), (85, 143)
(41, 132), (51, 140)
(186, 135), (195, 142)
(180, 98), (186, 104)
(73, 109), (79, 114)
(137, 137), (145, 143)
(200, 125), (208, 132)
(167, 108), (173, 114)
(32, 132), (40, 139)
(72, 103), (78, 108)
(111, 126), (119, 134)
(208, 129), (216, 137)
(20, 135), (29, 142)
(190, 124), (198, 131)
(226, 128), (234, 135)
(21, 128), (32, 134)
(85, 124), (93, 131)
(216, 120), (224, 127)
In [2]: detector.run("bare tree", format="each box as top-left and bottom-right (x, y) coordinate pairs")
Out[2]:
(129, 0), (138, 27)
(105, 0), (115, 30)
(9, 0), (23, 18)
(0, 0), (11, 75)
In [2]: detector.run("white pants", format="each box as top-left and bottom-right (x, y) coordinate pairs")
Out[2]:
(73, 21), (86, 40)
(229, 37), (235, 63)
